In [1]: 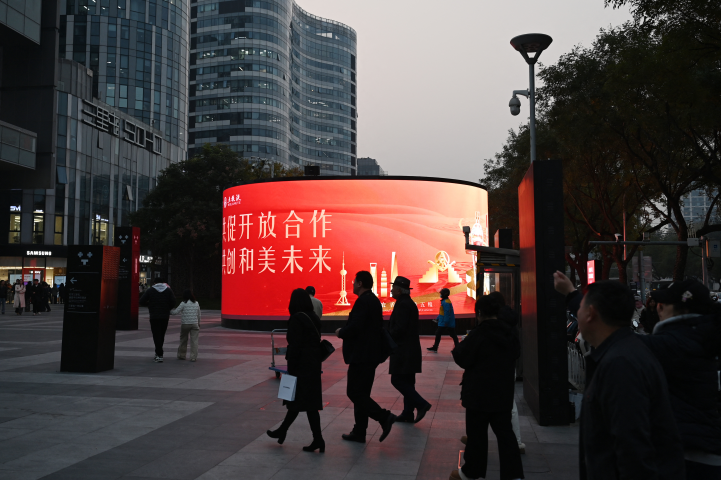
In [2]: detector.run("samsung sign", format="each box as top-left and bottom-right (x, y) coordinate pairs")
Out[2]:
(27, 251), (52, 256)
(81, 100), (162, 155)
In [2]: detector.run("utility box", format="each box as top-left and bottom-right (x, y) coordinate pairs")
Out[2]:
(114, 227), (140, 330)
(60, 245), (120, 373)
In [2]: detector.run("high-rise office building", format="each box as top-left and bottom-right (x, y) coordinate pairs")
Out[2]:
(681, 189), (720, 227)
(0, 0), (184, 286)
(357, 157), (386, 176)
(59, 0), (190, 157)
(188, 0), (357, 175)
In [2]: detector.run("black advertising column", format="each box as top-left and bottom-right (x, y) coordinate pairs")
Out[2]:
(115, 227), (140, 330)
(518, 160), (568, 426)
(61, 246), (120, 373)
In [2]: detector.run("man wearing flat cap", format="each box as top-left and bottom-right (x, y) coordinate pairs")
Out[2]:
(388, 276), (432, 423)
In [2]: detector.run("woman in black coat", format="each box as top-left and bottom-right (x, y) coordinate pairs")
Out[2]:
(450, 294), (524, 480)
(267, 288), (324, 452)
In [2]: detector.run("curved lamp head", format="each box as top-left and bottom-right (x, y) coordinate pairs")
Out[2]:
(510, 33), (553, 64)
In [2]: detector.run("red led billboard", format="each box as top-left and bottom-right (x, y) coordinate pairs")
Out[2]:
(222, 177), (488, 320)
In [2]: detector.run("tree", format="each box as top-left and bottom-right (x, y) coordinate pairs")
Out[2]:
(129, 144), (303, 297)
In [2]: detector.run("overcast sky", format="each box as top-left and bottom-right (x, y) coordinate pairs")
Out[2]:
(298, 0), (632, 183)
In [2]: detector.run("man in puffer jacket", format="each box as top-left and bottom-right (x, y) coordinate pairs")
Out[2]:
(641, 279), (721, 479)
(139, 278), (176, 363)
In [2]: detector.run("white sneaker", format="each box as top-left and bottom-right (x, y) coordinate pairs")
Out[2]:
(154, 356), (163, 363)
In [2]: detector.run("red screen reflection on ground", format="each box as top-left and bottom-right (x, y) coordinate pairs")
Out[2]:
(222, 177), (488, 320)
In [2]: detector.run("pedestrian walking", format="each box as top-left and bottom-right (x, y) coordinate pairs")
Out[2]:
(306, 285), (323, 319)
(428, 288), (459, 352)
(171, 290), (201, 362)
(640, 280), (721, 479)
(30, 279), (42, 316)
(489, 291), (525, 454)
(58, 283), (65, 304)
(13, 280), (25, 315)
(450, 294), (523, 480)
(0, 280), (8, 315)
(387, 276), (432, 424)
(335, 270), (396, 443)
(267, 288), (325, 452)
(139, 278), (175, 363)
(51, 283), (58, 304)
(553, 274), (685, 480)
(42, 282), (51, 312)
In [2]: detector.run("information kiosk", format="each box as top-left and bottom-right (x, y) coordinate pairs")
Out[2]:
(60, 245), (120, 373)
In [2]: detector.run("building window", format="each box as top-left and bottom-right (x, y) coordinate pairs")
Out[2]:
(54, 216), (64, 245)
(92, 216), (109, 245)
(33, 212), (44, 244)
(8, 211), (21, 244)
(106, 83), (116, 106)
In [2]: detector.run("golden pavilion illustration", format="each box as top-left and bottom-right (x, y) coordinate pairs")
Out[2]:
(419, 251), (463, 284)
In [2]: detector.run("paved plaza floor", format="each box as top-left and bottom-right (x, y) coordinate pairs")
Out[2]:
(0, 307), (579, 480)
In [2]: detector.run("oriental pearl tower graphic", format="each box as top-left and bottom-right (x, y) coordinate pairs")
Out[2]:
(335, 252), (351, 306)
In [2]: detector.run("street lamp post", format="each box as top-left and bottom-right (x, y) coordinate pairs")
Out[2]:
(509, 33), (553, 164)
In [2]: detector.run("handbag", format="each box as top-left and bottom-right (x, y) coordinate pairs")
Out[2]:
(278, 373), (297, 401)
(300, 312), (336, 362)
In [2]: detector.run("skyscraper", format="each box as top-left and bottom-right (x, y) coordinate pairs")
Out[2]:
(59, 0), (190, 159)
(188, 0), (357, 175)
(0, 0), (182, 286)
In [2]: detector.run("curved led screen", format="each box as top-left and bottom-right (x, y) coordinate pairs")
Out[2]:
(222, 177), (489, 320)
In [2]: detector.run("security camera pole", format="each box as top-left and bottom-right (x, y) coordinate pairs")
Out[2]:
(509, 33), (553, 164)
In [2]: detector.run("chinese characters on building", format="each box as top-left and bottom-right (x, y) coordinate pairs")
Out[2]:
(81, 100), (162, 154)
(223, 209), (332, 275)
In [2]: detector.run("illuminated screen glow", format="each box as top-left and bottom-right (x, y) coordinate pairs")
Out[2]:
(222, 178), (489, 319)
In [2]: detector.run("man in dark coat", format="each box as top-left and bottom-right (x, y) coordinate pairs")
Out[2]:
(388, 276), (431, 423)
(139, 278), (176, 363)
(336, 270), (396, 443)
(570, 278), (685, 480)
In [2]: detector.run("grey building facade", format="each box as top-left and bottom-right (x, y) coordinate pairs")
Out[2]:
(0, 0), (181, 287)
(357, 157), (386, 176)
(59, 0), (189, 160)
(189, 0), (357, 175)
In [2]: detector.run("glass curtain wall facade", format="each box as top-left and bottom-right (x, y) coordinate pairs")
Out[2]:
(59, 0), (189, 159)
(188, 0), (357, 175)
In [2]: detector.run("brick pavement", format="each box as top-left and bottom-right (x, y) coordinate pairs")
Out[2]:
(0, 307), (579, 480)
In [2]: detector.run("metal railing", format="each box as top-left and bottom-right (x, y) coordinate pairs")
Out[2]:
(568, 342), (586, 392)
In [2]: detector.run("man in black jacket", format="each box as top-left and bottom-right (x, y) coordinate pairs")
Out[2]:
(139, 278), (176, 363)
(336, 270), (396, 443)
(573, 279), (685, 480)
(388, 276), (431, 423)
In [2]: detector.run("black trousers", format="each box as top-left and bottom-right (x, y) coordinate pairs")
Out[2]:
(149, 318), (170, 357)
(463, 409), (524, 480)
(390, 373), (429, 415)
(346, 362), (390, 434)
(278, 410), (322, 438)
(432, 326), (459, 349)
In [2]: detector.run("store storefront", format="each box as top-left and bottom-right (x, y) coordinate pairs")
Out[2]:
(0, 245), (68, 286)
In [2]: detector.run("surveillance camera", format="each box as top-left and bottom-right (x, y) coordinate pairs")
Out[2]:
(509, 95), (521, 116)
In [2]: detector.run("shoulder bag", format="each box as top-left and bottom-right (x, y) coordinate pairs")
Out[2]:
(300, 312), (336, 362)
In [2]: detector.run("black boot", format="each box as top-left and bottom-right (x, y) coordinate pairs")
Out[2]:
(266, 428), (288, 445)
(302, 436), (325, 453)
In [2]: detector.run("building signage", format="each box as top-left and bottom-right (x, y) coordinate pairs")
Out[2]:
(10, 205), (21, 212)
(27, 250), (52, 256)
(139, 255), (153, 264)
(82, 100), (162, 155)
(587, 260), (596, 284)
